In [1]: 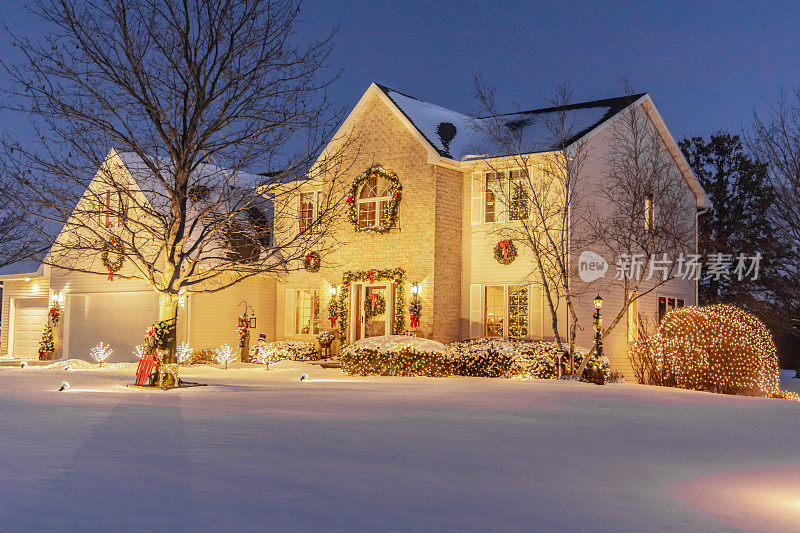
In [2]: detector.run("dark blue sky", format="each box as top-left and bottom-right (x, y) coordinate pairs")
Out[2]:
(2, 0), (799, 143)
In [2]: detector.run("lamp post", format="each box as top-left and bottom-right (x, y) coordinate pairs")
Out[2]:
(588, 295), (605, 385)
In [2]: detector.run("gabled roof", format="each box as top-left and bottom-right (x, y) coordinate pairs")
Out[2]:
(375, 83), (645, 160)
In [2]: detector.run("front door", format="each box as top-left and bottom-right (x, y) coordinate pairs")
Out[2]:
(352, 283), (394, 340)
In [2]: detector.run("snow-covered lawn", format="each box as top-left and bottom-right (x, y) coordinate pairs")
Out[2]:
(1, 361), (798, 532)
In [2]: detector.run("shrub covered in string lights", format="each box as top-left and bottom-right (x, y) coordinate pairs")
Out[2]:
(629, 304), (797, 399)
(252, 340), (317, 364)
(449, 339), (593, 379)
(341, 336), (451, 377)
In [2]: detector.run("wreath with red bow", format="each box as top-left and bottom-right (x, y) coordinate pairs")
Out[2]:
(364, 292), (387, 318)
(303, 251), (321, 273)
(101, 237), (125, 280)
(493, 240), (517, 265)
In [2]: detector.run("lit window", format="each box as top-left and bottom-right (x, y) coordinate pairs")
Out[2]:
(357, 176), (394, 229)
(295, 289), (320, 335)
(645, 193), (654, 232)
(658, 295), (685, 322)
(299, 192), (318, 233)
(508, 285), (528, 337)
(509, 170), (528, 221)
(485, 285), (504, 337)
(627, 292), (639, 343)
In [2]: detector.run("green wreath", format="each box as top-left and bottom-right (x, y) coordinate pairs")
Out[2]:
(101, 237), (125, 275)
(303, 251), (321, 273)
(493, 240), (517, 265)
(346, 165), (402, 234)
(364, 292), (387, 318)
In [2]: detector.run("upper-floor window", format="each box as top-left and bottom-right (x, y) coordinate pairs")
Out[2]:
(358, 175), (393, 229)
(644, 193), (655, 232)
(98, 190), (128, 228)
(509, 170), (529, 221)
(484, 170), (529, 223)
(299, 191), (321, 234)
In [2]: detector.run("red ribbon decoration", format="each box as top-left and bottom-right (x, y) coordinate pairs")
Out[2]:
(369, 292), (378, 310)
(410, 315), (419, 328)
(108, 267), (114, 282)
(329, 316), (337, 327)
(499, 240), (510, 259)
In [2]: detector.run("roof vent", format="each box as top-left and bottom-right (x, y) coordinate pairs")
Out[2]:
(436, 122), (457, 153)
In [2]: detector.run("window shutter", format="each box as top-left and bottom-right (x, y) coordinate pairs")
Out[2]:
(530, 284), (543, 339)
(285, 289), (295, 336)
(469, 284), (483, 338)
(470, 173), (483, 225)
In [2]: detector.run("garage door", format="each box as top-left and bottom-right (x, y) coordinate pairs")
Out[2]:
(13, 298), (49, 358)
(67, 292), (158, 362)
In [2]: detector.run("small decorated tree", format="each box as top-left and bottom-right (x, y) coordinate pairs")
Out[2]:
(38, 323), (54, 360)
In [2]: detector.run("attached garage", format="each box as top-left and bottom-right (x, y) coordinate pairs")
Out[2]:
(10, 297), (49, 358)
(65, 292), (158, 362)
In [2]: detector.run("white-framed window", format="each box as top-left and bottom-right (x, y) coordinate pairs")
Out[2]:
(484, 285), (505, 337)
(483, 169), (529, 223)
(357, 175), (394, 229)
(508, 285), (529, 337)
(644, 193), (655, 232)
(299, 191), (320, 234)
(294, 288), (320, 335)
(508, 170), (529, 221)
(657, 295), (684, 323)
(483, 284), (530, 338)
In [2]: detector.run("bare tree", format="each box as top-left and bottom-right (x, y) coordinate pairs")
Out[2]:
(585, 91), (697, 346)
(472, 80), (591, 361)
(750, 90), (800, 339)
(1, 0), (349, 386)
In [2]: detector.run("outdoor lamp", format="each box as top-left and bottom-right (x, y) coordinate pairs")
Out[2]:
(594, 294), (603, 310)
(330, 285), (338, 297)
(249, 312), (257, 329)
(411, 282), (419, 295)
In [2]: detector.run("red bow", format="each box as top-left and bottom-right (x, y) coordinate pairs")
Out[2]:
(346, 194), (355, 203)
(499, 240), (510, 259)
(369, 292), (378, 310)
(108, 267), (114, 281)
(410, 315), (419, 328)
(329, 316), (337, 327)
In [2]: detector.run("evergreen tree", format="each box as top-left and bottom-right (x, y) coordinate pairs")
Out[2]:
(38, 323), (54, 358)
(679, 133), (774, 306)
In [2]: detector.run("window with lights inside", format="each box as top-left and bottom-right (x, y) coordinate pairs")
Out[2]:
(357, 174), (394, 229)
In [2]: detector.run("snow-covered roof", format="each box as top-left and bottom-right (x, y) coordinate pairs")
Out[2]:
(376, 83), (646, 161)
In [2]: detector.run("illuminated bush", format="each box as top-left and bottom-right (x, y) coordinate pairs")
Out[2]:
(341, 336), (451, 377)
(629, 304), (795, 398)
(449, 339), (592, 379)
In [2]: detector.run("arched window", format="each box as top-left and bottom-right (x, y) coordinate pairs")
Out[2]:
(357, 175), (394, 229)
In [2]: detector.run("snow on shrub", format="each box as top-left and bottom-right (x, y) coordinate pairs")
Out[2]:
(449, 339), (591, 379)
(252, 341), (317, 364)
(341, 335), (451, 377)
(629, 304), (797, 398)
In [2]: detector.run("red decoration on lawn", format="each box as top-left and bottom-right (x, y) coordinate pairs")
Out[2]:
(136, 353), (160, 385)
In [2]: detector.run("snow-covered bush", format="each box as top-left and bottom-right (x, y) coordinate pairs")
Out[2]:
(341, 335), (451, 377)
(448, 339), (590, 379)
(629, 304), (796, 398)
(255, 340), (317, 363)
